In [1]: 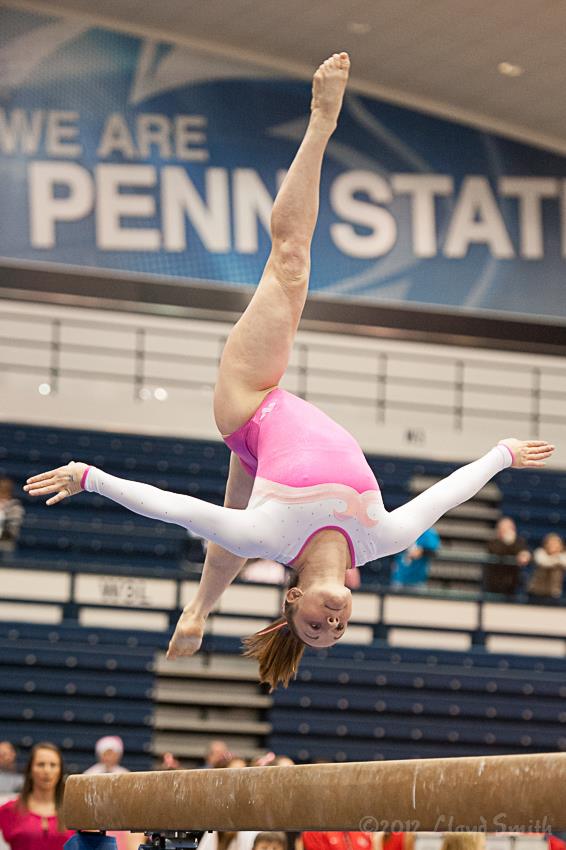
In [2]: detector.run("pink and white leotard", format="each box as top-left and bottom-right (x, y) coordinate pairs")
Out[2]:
(83, 389), (512, 567)
(224, 388), (384, 566)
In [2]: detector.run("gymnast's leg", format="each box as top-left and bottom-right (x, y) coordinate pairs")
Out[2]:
(167, 52), (350, 659)
(213, 51), (350, 436)
(376, 440), (554, 558)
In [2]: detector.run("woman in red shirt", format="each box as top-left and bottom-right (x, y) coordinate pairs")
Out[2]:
(0, 742), (74, 850)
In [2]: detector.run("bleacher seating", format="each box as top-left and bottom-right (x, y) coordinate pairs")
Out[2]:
(0, 622), (159, 773)
(268, 641), (566, 763)
(1, 624), (566, 769)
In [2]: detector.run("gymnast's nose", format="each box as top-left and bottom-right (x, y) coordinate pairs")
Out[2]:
(327, 614), (340, 626)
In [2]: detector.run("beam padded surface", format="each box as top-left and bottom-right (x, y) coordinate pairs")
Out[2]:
(63, 753), (566, 832)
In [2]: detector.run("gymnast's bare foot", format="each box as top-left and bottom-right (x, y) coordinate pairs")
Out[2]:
(310, 52), (350, 133)
(167, 607), (206, 660)
(499, 439), (555, 468)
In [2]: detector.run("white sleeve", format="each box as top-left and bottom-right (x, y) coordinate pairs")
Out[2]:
(83, 467), (272, 559)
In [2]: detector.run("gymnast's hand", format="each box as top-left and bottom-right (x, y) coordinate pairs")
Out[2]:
(24, 460), (89, 505)
(499, 439), (555, 468)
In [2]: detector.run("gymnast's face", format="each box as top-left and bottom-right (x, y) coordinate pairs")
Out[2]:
(286, 584), (352, 647)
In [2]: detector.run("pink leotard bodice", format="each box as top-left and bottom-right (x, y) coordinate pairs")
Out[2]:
(223, 388), (378, 493)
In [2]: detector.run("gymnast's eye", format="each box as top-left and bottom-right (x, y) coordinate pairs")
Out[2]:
(309, 623), (321, 630)
(335, 623), (345, 632)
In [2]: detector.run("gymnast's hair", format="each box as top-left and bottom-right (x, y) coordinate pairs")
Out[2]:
(242, 571), (305, 691)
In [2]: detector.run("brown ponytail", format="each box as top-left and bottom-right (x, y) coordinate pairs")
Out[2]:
(242, 616), (305, 691)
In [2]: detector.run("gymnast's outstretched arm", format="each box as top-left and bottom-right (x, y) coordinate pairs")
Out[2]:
(24, 459), (270, 559)
(373, 439), (554, 559)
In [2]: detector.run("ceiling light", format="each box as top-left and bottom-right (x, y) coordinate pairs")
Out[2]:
(498, 61), (524, 77)
(38, 383), (51, 395)
(348, 21), (371, 35)
(154, 387), (168, 401)
(138, 387), (151, 401)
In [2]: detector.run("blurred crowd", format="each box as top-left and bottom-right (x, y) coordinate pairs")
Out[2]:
(485, 517), (566, 600)
(388, 517), (566, 601)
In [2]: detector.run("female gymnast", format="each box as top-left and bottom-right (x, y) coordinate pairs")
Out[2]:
(24, 52), (555, 689)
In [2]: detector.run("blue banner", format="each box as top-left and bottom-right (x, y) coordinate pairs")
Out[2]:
(1, 7), (566, 320)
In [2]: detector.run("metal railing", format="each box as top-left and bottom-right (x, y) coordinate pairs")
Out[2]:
(2, 308), (566, 437)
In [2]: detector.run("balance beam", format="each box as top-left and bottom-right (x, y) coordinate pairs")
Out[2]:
(63, 752), (566, 832)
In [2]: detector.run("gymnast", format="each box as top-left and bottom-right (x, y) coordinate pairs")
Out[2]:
(24, 52), (554, 689)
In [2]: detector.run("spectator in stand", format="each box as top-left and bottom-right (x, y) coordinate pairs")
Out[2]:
(203, 740), (232, 769)
(250, 752), (277, 767)
(391, 527), (440, 588)
(0, 478), (24, 558)
(83, 738), (143, 850)
(226, 757), (247, 769)
(381, 837), (413, 850)
(0, 743), (23, 796)
(485, 517), (531, 596)
(0, 742), (73, 849)
(528, 533), (566, 599)
(83, 736), (128, 775)
(157, 752), (181, 770)
(302, 831), (378, 850)
(253, 834), (287, 850)
(441, 837), (484, 850)
(344, 567), (361, 590)
(273, 755), (294, 767)
(240, 559), (288, 584)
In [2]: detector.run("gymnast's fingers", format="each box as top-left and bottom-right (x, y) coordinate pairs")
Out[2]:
(25, 466), (69, 484)
(526, 447), (554, 460)
(23, 480), (63, 496)
(46, 489), (70, 506)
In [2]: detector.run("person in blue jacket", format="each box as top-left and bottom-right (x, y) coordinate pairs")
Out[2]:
(391, 527), (441, 587)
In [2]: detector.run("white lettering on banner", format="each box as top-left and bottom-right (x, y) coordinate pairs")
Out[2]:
(0, 108), (44, 155)
(96, 164), (160, 250)
(97, 113), (208, 161)
(97, 113), (137, 159)
(29, 161), (94, 248)
(174, 115), (208, 161)
(162, 166), (230, 251)
(443, 176), (514, 258)
(24, 158), (566, 261)
(330, 170), (397, 258)
(137, 113), (173, 159)
(499, 177), (559, 258)
(391, 174), (453, 257)
(45, 111), (82, 158)
(0, 108), (81, 157)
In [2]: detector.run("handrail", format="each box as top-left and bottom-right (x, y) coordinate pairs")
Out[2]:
(1, 311), (565, 438)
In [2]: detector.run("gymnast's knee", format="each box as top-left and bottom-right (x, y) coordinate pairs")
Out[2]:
(270, 238), (310, 289)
